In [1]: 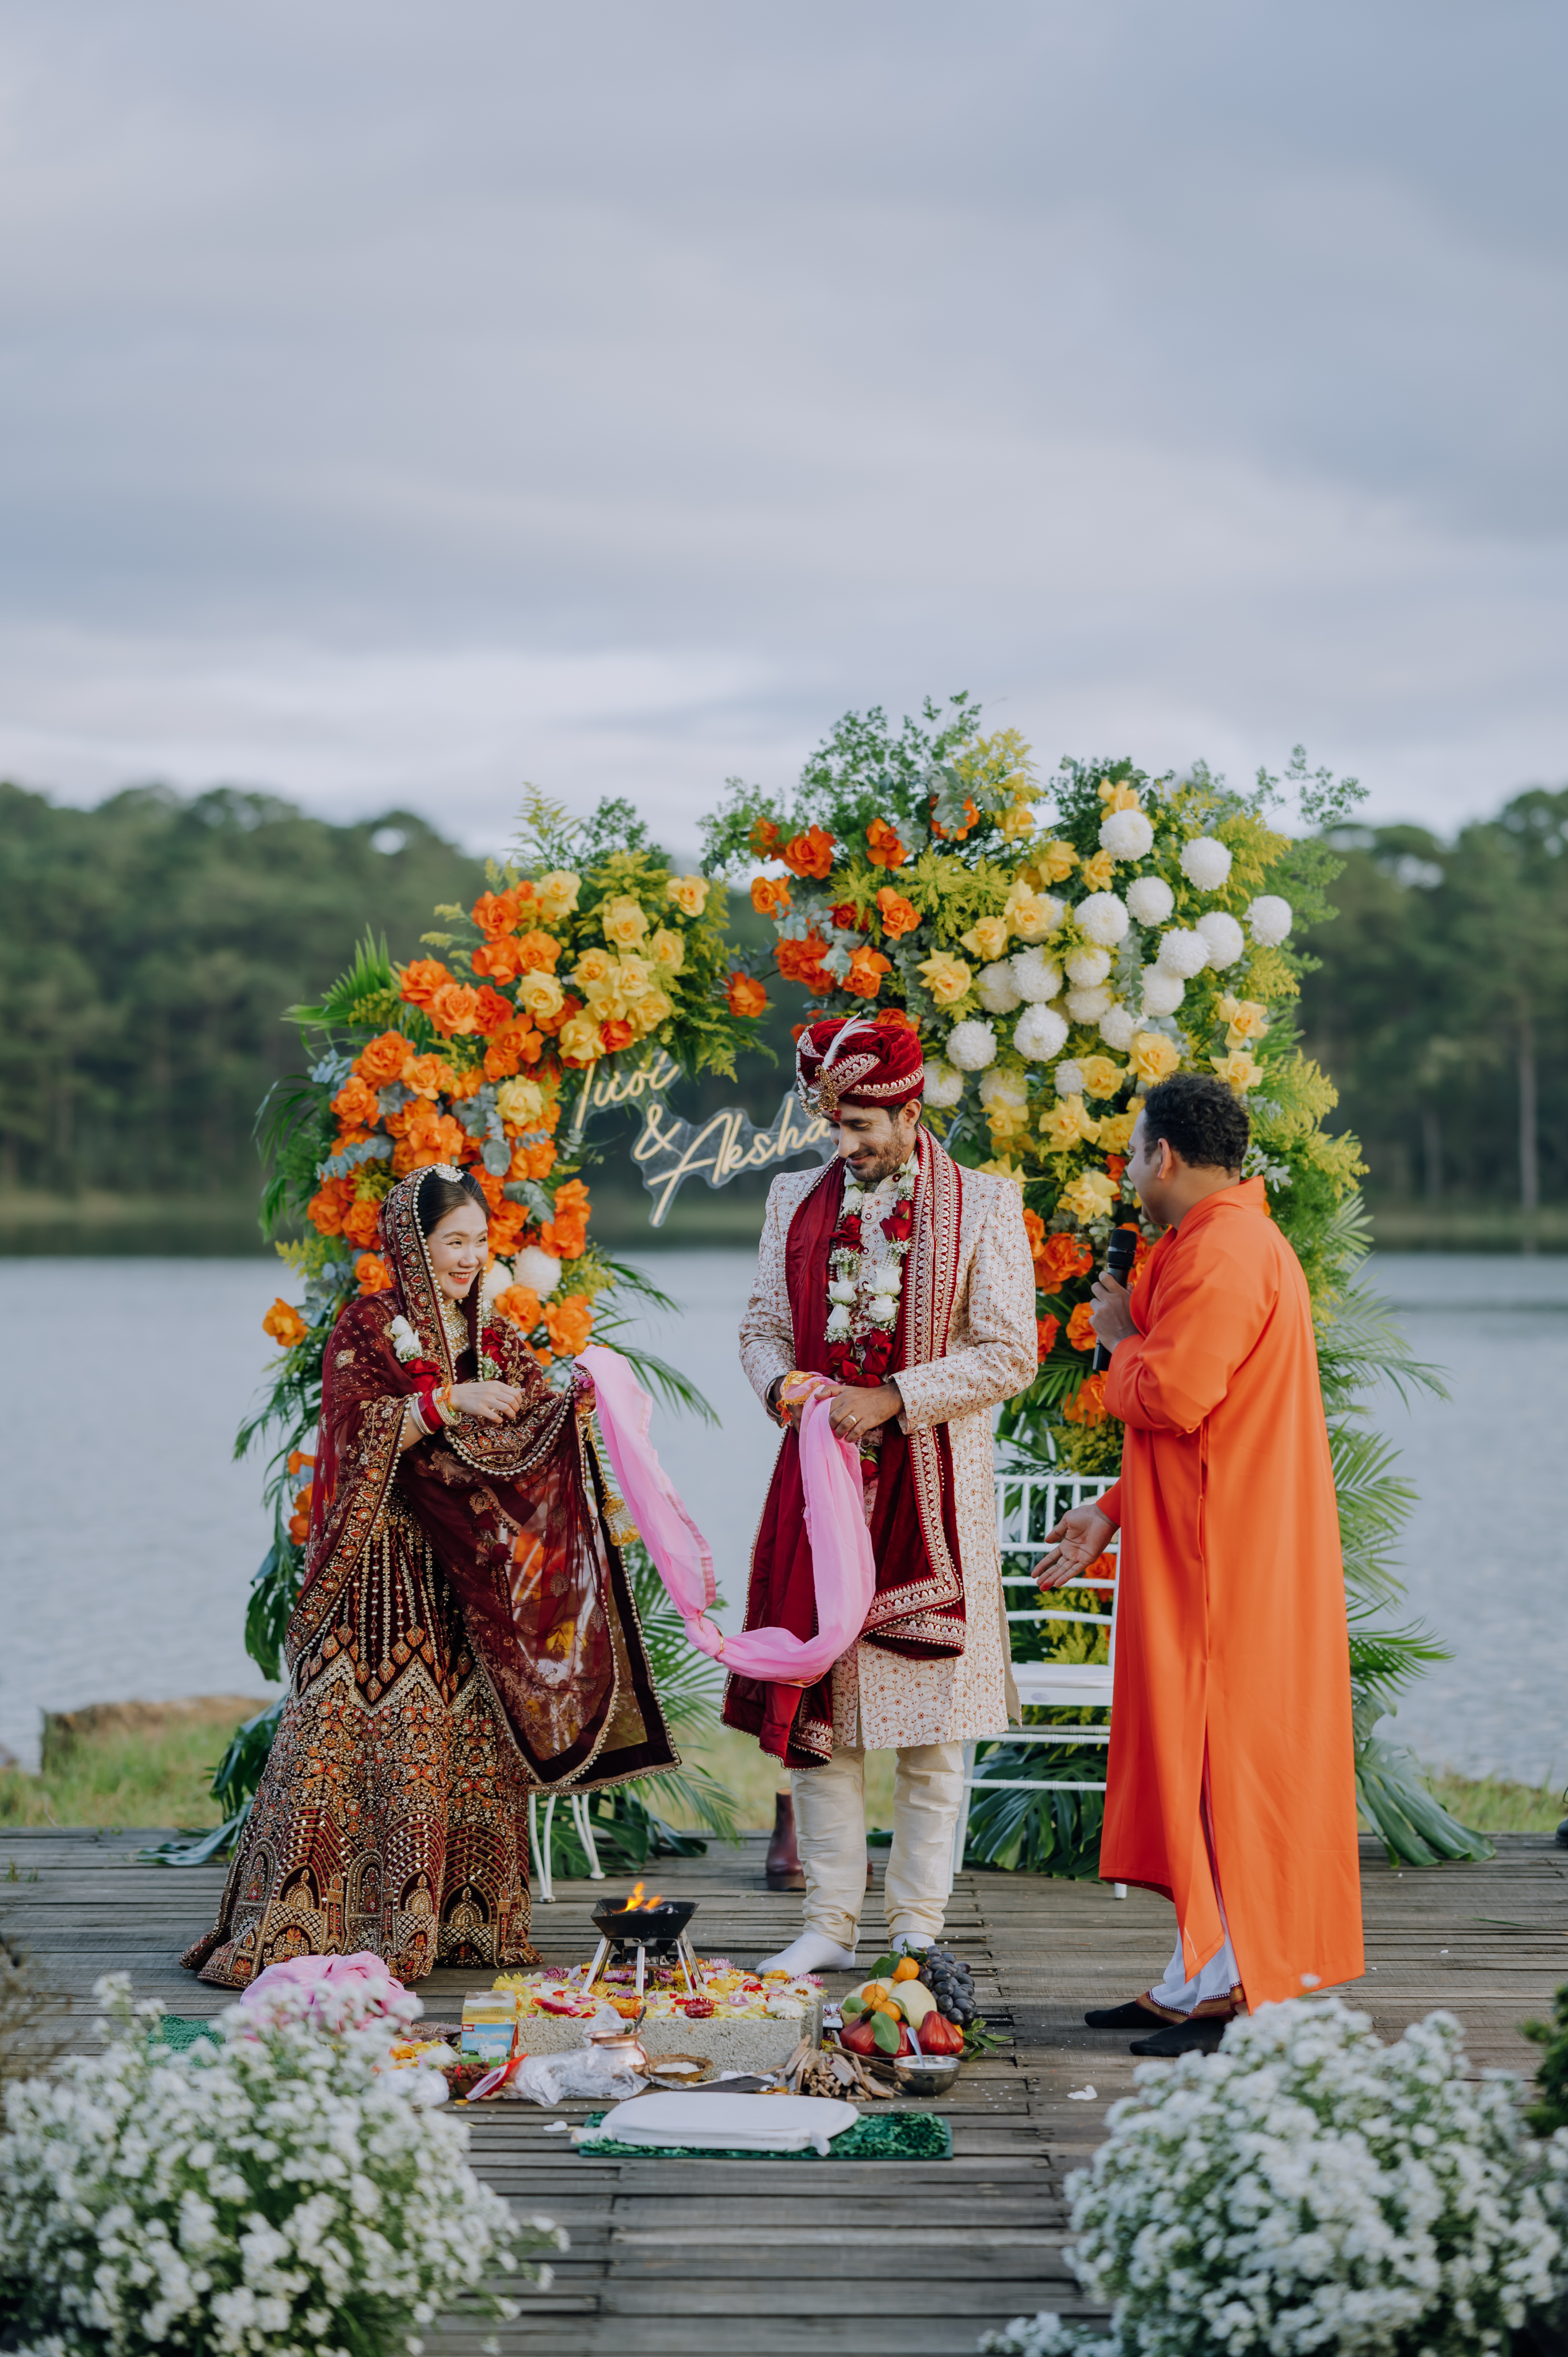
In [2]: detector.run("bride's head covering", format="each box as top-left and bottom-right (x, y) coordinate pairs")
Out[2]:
(377, 1164), (488, 1380)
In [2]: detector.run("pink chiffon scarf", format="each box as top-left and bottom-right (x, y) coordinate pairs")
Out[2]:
(578, 1344), (873, 1688)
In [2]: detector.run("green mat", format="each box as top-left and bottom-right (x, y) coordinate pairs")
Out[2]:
(154, 2015), (223, 2052)
(573, 2108), (952, 2161)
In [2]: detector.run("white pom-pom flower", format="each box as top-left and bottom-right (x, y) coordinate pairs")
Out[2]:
(1054, 1060), (1085, 1098)
(1247, 894), (1293, 946)
(921, 1060), (964, 1108)
(513, 1245), (563, 1298)
(1077, 891), (1130, 946)
(1098, 807), (1154, 860)
(1126, 874), (1175, 926)
(1014, 1004), (1070, 1063)
(1063, 944), (1111, 987)
(1009, 947), (1063, 1003)
(976, 960), (1023, 1014)
(1140, 966), (1186, 1017)
(1098, 1005), (1136, 1051)
(979, 1067), (1028, 1112)
(946, 1020), (998, 1072)
(1197, 909), (1246, 968)
(1066, 983), (1112, 1023)
(1180, 836), (1233, 891)
(1155, 927), (1212, 979)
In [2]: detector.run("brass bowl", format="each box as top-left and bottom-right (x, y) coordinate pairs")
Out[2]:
(644, 2051), (715, 2087)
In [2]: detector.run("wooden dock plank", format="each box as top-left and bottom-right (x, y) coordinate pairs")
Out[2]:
(7, 1826), (1566, 2356)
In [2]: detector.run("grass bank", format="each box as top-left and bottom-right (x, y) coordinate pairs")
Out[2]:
(1366, 1196), (1568, 1253)
(0, 1189), (273, 1257)
(1, 1703), (1557, 1848)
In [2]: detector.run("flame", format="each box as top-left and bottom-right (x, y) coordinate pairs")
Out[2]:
(623, 1881), (663, 1912)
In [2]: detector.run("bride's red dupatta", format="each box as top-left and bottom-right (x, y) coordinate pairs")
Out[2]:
(291, 1168), (675, 1790)
(723, 1128), (968, 1768)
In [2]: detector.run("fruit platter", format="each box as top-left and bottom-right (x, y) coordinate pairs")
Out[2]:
(834, 1948), (979, 2077)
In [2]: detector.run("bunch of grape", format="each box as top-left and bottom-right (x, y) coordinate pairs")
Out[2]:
(919, 1948), (977, 2027)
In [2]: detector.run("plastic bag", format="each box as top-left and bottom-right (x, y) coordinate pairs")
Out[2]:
(493, 2042), (644, 2105)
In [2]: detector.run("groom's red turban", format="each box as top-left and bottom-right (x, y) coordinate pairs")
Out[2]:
(795, 1015), (926, 1119)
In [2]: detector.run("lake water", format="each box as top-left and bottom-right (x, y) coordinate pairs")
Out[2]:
(0, 1252), (1562, 1785)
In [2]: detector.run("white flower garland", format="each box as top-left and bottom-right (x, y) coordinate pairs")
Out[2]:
(825, 1164), (916, 1345)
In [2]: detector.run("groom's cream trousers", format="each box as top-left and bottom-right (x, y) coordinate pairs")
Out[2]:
(789, 1740), (965, 1946)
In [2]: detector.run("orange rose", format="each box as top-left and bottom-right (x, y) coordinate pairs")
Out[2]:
(287, 1507), (310, 1544)
(489, 1203), (528, 1256)
(865, 818), (908, 871)
(875, 887), (920, 937)
(751, 875), (792, 918)
(727, 972), (769, 1017)
(429, 980), (482, 1035)
(930, 796), (980, 841)
(356, 1252), (393, 1296)
(749, 817), (782, 858)
(400, 1053), (457, 1100)
(262, 1298), (309, 1347)
(473, 985), (518, 1036)
(874, 1006), (917, 1033)
(534, 991), (582, 1039)
(514, 930), (562, 975)
(1036, 1314), (1060, 1360)
(355, 1031), (414, 1086)
(1022, 1207), (1046, 1256)
(780, 825), (835, 880)
(471, 887), (522, 940)
(484, 1024), (542, 1079)
(512, 1138), (557, 1181)
(842, 946), (892, 1000)
(776, 929), (833, 990)
(1062, 1371), (1110, 1428)
(306, 1178), (353, 1237)
(1066, 1302), (1098, 1352)
(600, 1017), (636, 1053)
(470, 1165), (506, 1210)
(1035, 1231), (1095, 1290)
(287, 1447), (315, 1478)
(399, 958), (453, 1009)
(494, 1283), (543, 1332)
(472, 937), (523, 984)
(331, 1074), (380, 1129)
(543, 1294), (594, 1355)
(552, 1178), (590, 1217)
(342, 1197), (381, 1250)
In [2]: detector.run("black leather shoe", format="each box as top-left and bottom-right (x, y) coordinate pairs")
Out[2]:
(1130, 2015), (1228, 2057)
(1084, 2000), (1166, 2030)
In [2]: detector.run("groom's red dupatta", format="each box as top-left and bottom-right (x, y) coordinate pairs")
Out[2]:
(722, 1127), (968, 1768)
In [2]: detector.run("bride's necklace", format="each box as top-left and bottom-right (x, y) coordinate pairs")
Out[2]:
(440, 1294), (469, 1356)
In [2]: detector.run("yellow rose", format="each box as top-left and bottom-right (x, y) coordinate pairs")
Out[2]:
(1060, 1169), (1118, 1223)
(1212, 1048), (1264, 1093)
(536, 870), (581, 921)
(516, 971), (566, 1021)
(667, 875), (709, 917)
(615, 954), (655, 1001)
(986, 1103), (1031, 1143)
(976, 1157), (1027, 1187)
(1218, 997), (1270, 1044)
(573, 946), (618, 993)
(1096, 1109), (1137, 1154)
(917, 950), (973, 1008)
(1097, 781), (1141, 812)
(960, 915), (1012, 961)
(1004, 884), (1062, 943)
(628, 988), (673, 1036)
(1040, 1094), (1101, 1152)
(648, 926), (685, 973)
(997, 805), (1036, 842)
(495, 1077), (545, 1130)
(1129, 1031), (1181, 1084)
(1078, 1055), (1126, 1100)
(586, 986), (631, 1021)
(1031, 840), (1078, 884)
(558, 1012), (605, 1061)
(601, 896), (649, 948)
(1079, 849), (1117, 891)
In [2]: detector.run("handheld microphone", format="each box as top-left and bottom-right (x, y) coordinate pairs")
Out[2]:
(1091, 1226), (1139, 1374)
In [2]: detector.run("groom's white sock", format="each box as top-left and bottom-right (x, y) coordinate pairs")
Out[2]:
(756, 1931), (859, 1975)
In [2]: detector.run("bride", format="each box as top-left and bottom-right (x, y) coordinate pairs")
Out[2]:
(185, 1164), (676, 1987)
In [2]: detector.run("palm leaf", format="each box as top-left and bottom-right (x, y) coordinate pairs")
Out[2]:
(284, 930), (396, 1028)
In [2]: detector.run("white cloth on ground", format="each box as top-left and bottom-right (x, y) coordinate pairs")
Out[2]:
(790, 1738), (963, 1946)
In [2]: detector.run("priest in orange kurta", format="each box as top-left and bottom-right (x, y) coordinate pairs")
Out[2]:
(1040, 1071), (1363, 2056)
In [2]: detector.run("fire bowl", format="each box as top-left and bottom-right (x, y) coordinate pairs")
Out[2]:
(591, 1897), (697, 1946)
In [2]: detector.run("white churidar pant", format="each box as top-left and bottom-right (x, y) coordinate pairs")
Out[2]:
(789, 1741), (964, 1946)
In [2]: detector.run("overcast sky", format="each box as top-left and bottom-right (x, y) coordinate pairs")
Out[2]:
(0, 2), (1563, 854)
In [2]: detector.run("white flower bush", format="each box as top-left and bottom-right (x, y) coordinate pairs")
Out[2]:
(1139, 967), (1186, 1018)
(1097, 1006), (1136, 1052)
(947, 1019), (999, 1071)
(979, 1999), (1568, 2357)
(0, 1974), (564, 2357)
(1066, 985), (1113, 1024)
(1054, 1060), (1085, 1098)
(977, 959), (1024, 1014)
(1099, 808), (1154, 860)
(1124, 875), (1174, 926)
(1063, 945), (1112, 989)
(1010, 947), (1064, 1003)
(1247, 894), (1293, 947)
(922, 1059), (966, 1108)
(1196, 909), (1246, 969)
(1077, 892), (1130, 947)
(1014, 1004), (1071, 1063)
(979, 1067), (1029, 1115)
(1154, 928), (1212, 981)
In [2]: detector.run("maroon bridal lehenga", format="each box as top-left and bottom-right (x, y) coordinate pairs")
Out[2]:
(184, 1169), (676, 1988)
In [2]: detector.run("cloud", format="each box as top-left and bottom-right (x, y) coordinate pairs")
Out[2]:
(0, 0), (1563, 842)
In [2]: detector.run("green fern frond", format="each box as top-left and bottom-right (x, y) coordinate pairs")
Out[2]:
(284, 930), (396, 1028)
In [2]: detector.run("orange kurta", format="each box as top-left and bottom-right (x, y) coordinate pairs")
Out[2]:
(1097, 1177), (1363, 2008)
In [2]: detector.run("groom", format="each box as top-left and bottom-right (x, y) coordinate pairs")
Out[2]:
(724, 1014), (1037, 1975)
